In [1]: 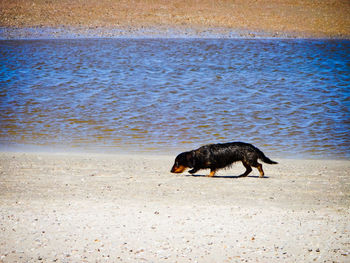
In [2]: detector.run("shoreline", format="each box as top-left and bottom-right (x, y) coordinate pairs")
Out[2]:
(1, 151), (349, 262)
(1, 143), (349, 161)
(2, 150), (349, 162)
(1, 26), (350, 40)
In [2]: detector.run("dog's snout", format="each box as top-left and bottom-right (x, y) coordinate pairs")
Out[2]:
(171, 164), (186, 173)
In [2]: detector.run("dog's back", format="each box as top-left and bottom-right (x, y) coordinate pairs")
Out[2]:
(196, 142), (265, 168)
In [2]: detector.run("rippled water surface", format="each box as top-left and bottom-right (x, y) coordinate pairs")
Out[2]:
(0, 39), (349, 158)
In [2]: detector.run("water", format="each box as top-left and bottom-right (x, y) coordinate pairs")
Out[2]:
(0, 39), (349, 159)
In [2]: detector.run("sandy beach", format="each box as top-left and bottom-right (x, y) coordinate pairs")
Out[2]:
(1, 0), (350, 38)
(0, 152), (349, 262)
(1, 0), (349, 262)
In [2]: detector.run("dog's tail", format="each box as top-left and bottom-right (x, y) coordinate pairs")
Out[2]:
(258, 150), (278, 164)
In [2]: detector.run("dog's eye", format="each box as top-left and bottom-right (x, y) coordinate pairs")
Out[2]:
(176, 161), (179, 166)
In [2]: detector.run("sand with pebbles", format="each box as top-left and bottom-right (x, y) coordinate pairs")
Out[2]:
(0, 152), (349, 262)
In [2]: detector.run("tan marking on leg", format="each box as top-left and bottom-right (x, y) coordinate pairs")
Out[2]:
(257, 163), (264, 178)
(208, 170), (216, 177)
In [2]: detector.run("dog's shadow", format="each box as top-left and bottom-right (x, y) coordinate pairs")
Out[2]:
(185, 174), (269, 179)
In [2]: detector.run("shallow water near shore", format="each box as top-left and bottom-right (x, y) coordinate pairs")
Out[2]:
(0, 39), (349, 158)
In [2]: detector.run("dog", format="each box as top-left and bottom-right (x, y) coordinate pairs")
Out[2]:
(170, 142), (277, 178)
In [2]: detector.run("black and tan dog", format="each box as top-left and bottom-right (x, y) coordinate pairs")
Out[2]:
(170, 142), (277, 178)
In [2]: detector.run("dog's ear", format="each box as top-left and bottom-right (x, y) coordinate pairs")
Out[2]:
(186, 151), (196, 168)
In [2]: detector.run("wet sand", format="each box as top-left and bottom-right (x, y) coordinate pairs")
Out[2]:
(1, 0), (349, 38)
(0, 152), (349, 262)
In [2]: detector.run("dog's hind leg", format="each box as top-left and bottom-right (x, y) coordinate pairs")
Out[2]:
(256, 163), (264, 178)
(239, 161), (252, 177)
(248, 160), (265, 178)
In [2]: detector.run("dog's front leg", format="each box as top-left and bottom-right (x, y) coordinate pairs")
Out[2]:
(208, 169), (216, 177)
(188, 168), (198, 174)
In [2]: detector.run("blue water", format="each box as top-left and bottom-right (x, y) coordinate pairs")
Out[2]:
(0, 39), (349, 159)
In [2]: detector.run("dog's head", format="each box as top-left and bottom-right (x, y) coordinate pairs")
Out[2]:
(170, 151), (194, 173)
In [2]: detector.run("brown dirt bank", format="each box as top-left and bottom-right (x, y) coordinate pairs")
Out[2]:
(1, 0), (349, 38)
